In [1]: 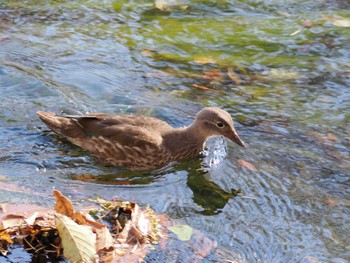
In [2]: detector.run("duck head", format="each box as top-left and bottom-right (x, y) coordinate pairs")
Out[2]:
(193, 107), (246, 147)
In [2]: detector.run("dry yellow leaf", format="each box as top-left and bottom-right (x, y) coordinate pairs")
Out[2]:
(0, 228), (13, 244)
(53, 190), (75, 219)
(55, 214), (97, 263)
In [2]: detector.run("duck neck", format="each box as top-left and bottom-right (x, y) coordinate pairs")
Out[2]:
(163, 124), (206, 161)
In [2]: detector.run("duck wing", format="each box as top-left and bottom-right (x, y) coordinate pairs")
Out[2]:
(37, 111), (172, 146)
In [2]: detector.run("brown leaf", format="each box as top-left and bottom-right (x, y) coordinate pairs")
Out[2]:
(227, 67), (241, 84)
(98, 246), (116, 263)
(117, 220), (143, 245)
(236, 159), (257, 171)
(301, 20), (315, 28)
(140, 49), (154, 57)
(112, 203), (161, 262)
(96, 226), (116, 262)
(324, 197), (340, 206)
(96, 226), (114, 252)
(201, 69), (224, 81)
(73, 211), (87, 225)
(53, 190), (75, 218)
(326, 133), (337, 142)
(192, 84), (215, 91)
(84, 214), (106, 229)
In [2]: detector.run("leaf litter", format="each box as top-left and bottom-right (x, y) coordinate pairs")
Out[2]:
(0, 190), (165, 262)
(0, 189), (220, 262)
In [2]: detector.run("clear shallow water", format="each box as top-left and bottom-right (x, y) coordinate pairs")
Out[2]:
(0, 0), (350, 262)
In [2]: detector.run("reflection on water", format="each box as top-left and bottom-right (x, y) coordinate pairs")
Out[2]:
(1, 0), (350, 262)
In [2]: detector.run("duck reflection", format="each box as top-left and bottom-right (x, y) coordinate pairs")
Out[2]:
(69, 159), (240, 215)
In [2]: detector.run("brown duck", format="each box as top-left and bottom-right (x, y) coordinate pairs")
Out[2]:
(37, 107), (246, 170)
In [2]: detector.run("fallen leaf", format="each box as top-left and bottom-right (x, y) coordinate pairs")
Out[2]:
(236, 159), (257, 171)
(55, 214), (97, 263)
(0, 227), (13, 244)
(155, 1), (170, 11)
(326, 133), (337, 142)
(227, 67), (241, 84)
(53, 190), (75, 218)
(96, 226), (116, 262)
(168, 225), (193, 241)
(155, 0), (188, 12)
(194, 57), (217, 64)
(324, 197), (339, 206)
(301, 20), (315, 28)
(130, 204), (150, 237)
(98, 246), (116, 263)
(1, 214), (25, 229)
(24, 212), (38, 225)
(201, 69), (224, 81)
(192, 84), (215, 91)
(73, 211), (87, 225)
(141, 49), (154, 57)
(319, 99), (331, 103)
(96, 226), (114, 252)
(82, 213), (106, 229)
(333, 18), (350, 27)
(0, 193), (165, 262)
(290, 28), (302, 36)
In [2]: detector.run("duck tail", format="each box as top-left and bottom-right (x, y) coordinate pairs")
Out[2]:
(37, 111), (84, 138)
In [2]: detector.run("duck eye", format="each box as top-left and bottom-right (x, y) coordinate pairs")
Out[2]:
(216, 122), (225, 128)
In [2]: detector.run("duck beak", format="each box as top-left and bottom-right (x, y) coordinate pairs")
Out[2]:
(227, 130), (246, 148)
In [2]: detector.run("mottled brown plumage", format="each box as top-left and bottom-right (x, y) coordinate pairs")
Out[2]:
(37, 107), (246, 170)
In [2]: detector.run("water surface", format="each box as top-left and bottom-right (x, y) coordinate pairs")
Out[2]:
(0, 0), (350, 262)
